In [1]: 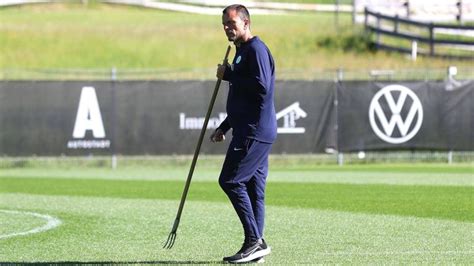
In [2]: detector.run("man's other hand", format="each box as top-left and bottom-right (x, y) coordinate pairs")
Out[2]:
(210, 128), (226, 142)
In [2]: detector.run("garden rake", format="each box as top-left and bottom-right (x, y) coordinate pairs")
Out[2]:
(164, 44), (232, 249)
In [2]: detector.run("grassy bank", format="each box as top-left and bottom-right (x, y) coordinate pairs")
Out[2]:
(1, 3), (471, 80)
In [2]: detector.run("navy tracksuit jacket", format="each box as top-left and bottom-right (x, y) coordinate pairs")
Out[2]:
(217, 36), (276, 242)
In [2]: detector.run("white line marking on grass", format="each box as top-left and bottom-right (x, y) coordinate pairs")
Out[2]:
(0, 209), (62, 239)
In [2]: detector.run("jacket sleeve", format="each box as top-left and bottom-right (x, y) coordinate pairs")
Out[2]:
(222, 64), (233, 81)
(217, 116), (231, 133)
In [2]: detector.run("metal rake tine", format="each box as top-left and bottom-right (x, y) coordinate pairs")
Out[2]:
(168, 233), (177, 249)
(163, 218), (180, 249)
(163, 232), (177, 249)
(163, 233), (172, 249)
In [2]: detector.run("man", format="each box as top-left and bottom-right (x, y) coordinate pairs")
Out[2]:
(210, 4), (277, 264)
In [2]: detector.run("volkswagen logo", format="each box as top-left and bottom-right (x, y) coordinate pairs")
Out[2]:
(369, 85), (423, 144)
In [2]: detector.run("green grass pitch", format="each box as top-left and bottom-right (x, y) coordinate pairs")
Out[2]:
(0, 161), (472, 264)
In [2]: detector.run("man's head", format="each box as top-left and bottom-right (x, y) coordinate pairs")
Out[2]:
(222, 4), (252, 45)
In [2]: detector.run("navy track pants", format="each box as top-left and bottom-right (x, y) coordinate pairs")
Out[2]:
(219, 137), (272, 242)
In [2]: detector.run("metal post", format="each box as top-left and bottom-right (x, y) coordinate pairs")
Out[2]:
(338, 153), (344, 166)
(337, 68), (343, 84)
(411, 40), (417, 61)
(335, 0), (340, 29)
(352, 0), (357, 24)
(448, 151), (453, 164)
(111, 154), (117, 169)
(404, 0), (410, 19)
(457, 0), (463, 24)
(446, 66), (458, 90)
(111, 67), (117, 170)
(394, 15), (399, 33)
(364, 7), (368, 28)
(376, 14), (381, 48)
(448, 66), (458, 79)
(335, 68), (343, 166)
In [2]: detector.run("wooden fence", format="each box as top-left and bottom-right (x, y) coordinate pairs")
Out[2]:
(364, 8), (474, 59)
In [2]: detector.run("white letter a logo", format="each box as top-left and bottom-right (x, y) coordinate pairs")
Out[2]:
(72, 86), (106, 138)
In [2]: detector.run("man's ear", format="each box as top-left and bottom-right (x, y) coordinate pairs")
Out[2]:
(244, 19), (250, 30)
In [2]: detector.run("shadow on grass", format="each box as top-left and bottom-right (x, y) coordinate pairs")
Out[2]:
(0, 261), (225, 265)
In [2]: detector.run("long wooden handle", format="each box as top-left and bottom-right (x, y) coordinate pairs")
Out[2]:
(172, 44), (232, 229)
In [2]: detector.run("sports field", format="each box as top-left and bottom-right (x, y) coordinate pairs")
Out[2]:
(0, 159), (472, 264)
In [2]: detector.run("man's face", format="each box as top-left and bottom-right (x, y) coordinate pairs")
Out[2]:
(222, 10), (247, 43)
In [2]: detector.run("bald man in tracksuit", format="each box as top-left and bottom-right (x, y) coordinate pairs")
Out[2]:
(210, 4), (277, 264)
